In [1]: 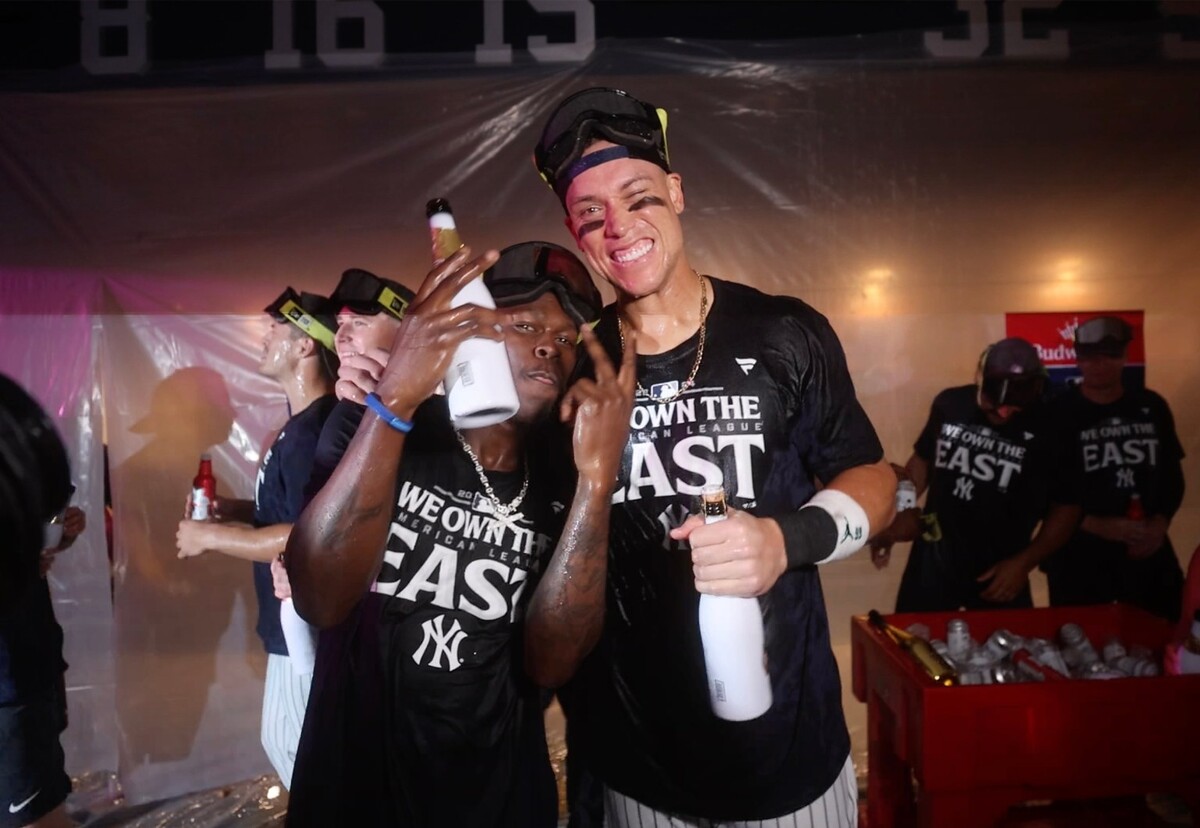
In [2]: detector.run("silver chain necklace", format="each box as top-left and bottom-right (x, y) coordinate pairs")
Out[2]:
(617, 270), (708, 404)
(454, 429), (529, 519)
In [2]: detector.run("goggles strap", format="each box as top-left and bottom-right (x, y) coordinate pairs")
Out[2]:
(279, 299), (336, 352)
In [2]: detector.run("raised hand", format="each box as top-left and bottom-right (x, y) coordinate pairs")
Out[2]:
(559, 327), (637, 488)
(372, 246), (502, 418)
(336, 347), (392, 404)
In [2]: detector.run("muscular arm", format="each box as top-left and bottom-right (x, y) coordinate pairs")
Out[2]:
(524, 477), (611, 688)
(680, 458), (897, 596)
(176, 520), (291, 563)
(524, 326), (636, 688)
(825, 457), (898, 542)
(286, 415), (406, 628)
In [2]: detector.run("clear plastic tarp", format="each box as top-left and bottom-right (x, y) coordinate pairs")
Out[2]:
(1, 37), (1197, 808)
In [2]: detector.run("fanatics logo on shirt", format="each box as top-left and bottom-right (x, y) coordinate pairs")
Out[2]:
(735, 358), (757, 375)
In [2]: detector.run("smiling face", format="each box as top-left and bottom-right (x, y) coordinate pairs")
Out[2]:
(498, 293), (580, 422)
(562, 140), (686, 301)
(334, 311), (400, 360)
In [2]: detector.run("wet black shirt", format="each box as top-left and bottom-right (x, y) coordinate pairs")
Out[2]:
(898, 385), (1075, 610)
(570, 277), (883, 820)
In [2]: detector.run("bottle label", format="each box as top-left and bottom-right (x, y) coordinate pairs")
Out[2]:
(190, 487), (211, 520)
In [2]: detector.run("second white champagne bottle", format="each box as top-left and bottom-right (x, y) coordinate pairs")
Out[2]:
(696, 483), (773, 720)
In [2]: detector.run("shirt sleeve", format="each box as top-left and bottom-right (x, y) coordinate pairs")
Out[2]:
(912, 391), (947, 463)
(1150, 392), (1186, 518)
(304, 401), (366, 506)
(781, 308), (884, 484)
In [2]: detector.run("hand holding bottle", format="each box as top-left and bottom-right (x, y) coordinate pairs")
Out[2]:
(424, 198), (519, 428)
(371, 246), (502, 420)
(671, 506), (788, 597)
(695, 484), (773, 721)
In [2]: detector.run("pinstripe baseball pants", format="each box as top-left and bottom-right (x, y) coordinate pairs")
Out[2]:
(604, 754), (857, 828)
(261, 653), (312, 790)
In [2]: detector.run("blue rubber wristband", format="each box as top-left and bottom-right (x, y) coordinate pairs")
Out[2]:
(364, 393), (414, 433)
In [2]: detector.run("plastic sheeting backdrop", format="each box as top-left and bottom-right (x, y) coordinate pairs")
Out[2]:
(1, 39), (1198, 806)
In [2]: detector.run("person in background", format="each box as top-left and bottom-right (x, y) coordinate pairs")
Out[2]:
(174, 288), (339, 788)
(0, 374), (79, 828)
(284, 241), (631, 827)
(1042, 315), (1186, 621)
(872, 337), (1080, 611)
(264, 267), (413, 816)
(531, 86), (895, 828)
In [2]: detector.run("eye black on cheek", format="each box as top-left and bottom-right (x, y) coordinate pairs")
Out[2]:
(632, 196), (665, 210)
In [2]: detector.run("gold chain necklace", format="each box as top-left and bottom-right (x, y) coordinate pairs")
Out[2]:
(617, 270), (707, 404)
(454, 430), (529, 518)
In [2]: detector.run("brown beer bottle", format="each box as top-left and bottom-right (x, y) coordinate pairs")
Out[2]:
(868, 609), (957, 686)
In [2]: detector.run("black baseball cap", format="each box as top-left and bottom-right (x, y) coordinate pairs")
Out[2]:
(979, 337), (1046, 409)
(1075, 316), (1132, 358)
(264, 288), (338, 353)
(484, 242), (602, 327)
(331, 268), (415, 321)
(534, 87), (671, 199)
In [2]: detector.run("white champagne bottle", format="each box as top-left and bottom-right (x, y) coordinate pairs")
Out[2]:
(426, 198), (519, 429)
(280, 597), (317, 676)
(696, 484), (773, 721)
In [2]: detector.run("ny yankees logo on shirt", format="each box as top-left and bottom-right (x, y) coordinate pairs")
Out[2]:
(413, 615), (468, 671)
(373, 479), (553, 673)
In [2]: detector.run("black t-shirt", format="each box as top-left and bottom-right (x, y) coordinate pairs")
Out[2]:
(1046, 384), (1185, 567)
(901, 385), (1075, 606)
(0, 575), (65, 705)
(569, 278), (883, 820)
(252, 394), (336, 655)
(290, 398), (562, 828)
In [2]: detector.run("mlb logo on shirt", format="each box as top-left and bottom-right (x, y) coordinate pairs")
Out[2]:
(649, 380), (679, 402)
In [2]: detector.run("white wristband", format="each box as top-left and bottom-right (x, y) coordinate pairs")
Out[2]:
(801, 489), (871, 565)
(896, 479), (918, 512)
